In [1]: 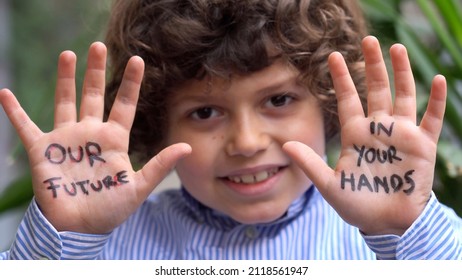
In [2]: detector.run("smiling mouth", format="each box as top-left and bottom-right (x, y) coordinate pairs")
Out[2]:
(226, 167), (280, 184)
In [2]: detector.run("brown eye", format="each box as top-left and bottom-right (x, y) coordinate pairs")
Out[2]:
(269, 95), (292, 107)
(191, 107), (219, 120)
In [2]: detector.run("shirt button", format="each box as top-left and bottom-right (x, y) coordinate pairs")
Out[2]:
(245, 226), (259, 239)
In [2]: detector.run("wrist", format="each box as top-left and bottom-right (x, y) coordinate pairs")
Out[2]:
(360, 194), (430, 236)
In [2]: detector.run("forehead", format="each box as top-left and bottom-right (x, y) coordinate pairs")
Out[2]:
(170, 59), (303, 101)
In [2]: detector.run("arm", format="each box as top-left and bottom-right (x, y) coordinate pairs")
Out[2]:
(283, 36), (461, 259)
(0, 199), (111, 260)
(363, 192), (462, 259)
(0, 42), (191, 259)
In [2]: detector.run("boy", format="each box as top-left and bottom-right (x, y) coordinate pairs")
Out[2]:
(0, 0), (461, 259)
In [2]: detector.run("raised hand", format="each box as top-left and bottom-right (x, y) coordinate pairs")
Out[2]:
(283, 36), (446, 235)
(0, 42), (191, 234)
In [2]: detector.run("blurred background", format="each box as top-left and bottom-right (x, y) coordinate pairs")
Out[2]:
(1, 0), (462, 251)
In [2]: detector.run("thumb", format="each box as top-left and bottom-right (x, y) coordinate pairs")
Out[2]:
(135, 143), (191, 197)
(283, 141), (335, 191)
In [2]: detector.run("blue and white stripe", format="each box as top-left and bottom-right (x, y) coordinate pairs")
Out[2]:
(1, 187), (461, 260)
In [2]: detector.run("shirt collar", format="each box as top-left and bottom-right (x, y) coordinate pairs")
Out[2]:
(180, 186), (315, 231)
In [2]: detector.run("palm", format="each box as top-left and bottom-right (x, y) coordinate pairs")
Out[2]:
(27, 121), (135, 233)
(0, 43), (191, 234)
(332, 115), (437, 233)
(284, 36), (446, 235)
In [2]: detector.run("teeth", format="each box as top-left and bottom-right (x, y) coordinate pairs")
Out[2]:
(241, 174), (255, 184)
(228, 168), (278, 184)
(254, 171), (269, 182)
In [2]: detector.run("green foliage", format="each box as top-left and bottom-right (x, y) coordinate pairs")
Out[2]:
(0, 173), (33, 213)
(0, 0), (111, 213)
(1, 0), (462, 216)
(361, 0), (462, 215)
(10, 0), (111, 132)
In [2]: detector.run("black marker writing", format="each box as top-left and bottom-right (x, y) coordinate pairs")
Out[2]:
(43, 170), (129, 198)
(44, 144), (66, 164)
(340, 169), (415, 195)
(354, 144), (402, 167)
(68, 146), (84, 162)
(370, 121), (394, 136)
(86, 142), (106, 167)
(44, 142), (106, 167)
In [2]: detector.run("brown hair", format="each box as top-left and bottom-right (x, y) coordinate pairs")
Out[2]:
(104, 0), (368, 163)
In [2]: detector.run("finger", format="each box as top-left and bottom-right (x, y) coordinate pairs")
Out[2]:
(54, 51), (77, 128)
(135, 143), (192, 198)
(390, 43), (416, 122)
(0, 89), (43, 147)
(283, 141), (335, 193)
(419, 75), (446, 142)
(79, 42), (107, 120)
(107, 56), (145, 131)
(362, 36), (392, 116)
(328, 51), (365, 127)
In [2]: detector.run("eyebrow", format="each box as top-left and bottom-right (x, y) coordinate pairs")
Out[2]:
(170, 66), (303, 104)
(257, 77), (301, 95)
(255, 74), (311, 102)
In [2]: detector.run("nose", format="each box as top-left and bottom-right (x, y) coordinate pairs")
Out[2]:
(225, 112), (270, 157)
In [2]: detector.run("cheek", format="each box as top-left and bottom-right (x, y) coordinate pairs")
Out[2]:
(174, 149), (219, 208)
(282, 112), (326, 155)
(174, 136), (220, 184)
(175, 156), (207, 196)
(299, 125), (325, 155)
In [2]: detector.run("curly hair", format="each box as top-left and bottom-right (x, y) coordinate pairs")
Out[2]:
(104, 0), (368, 163)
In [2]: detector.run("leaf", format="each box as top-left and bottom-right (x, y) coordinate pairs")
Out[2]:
(0, 173), (34, 214)
(437, 141), (462, 178)
(416, 0), (462, 73)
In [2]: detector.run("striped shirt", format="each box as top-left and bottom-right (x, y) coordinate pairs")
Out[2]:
(1, 186), (461, 260)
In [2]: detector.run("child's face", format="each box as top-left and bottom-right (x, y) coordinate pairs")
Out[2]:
(166, 60), (325, 224)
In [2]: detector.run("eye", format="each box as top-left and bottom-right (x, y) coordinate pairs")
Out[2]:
(266, 94), (294, 108)
(190, 107), (220, 120)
